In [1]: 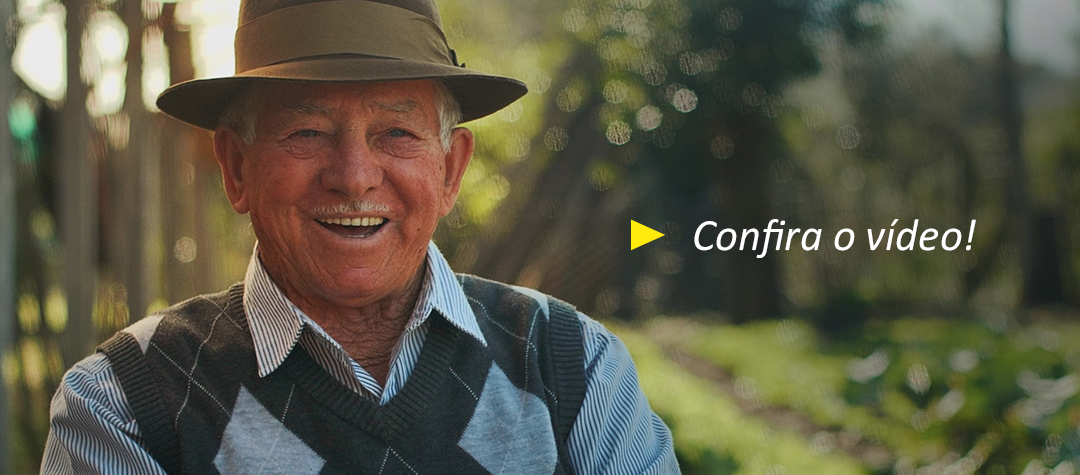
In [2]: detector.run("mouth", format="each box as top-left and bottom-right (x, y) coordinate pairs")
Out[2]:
(315, 216), (388, 238)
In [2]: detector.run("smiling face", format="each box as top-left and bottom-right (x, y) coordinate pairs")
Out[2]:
(214, 80), (473, 316)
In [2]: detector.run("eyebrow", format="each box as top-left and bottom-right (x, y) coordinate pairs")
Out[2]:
(372, 99), (421, 114)
(280, 103), (335, 116)
(276, 98), (424, 118)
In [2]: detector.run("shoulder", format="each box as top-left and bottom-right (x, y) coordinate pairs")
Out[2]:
(148, 284), (245, 333)
(113, 285), (242, 338)
(45, 353), (172, 474)
(456, 273), (549, 316)
(455, 273), (578, 321)
(52, 286), (241, 422)
(457, 274), (588, 335)
(49, 352), (141, 448)
(55, 352), (131, 413)
(454, 273), (617, 359)
(90, 286), (246, 373)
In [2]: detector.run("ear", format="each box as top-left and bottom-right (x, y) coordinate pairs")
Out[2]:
(213, 127), (252, 214)
(439, 127), (474, 216)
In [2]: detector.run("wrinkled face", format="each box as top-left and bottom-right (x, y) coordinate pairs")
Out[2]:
(214, 80), (473, 312)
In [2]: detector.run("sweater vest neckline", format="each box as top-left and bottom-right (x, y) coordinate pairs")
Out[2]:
(278, 315), (463, 441)
(99, 276), (587, 475)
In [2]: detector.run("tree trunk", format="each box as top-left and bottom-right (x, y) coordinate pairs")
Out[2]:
(159, 3), (204, 303)
(1060, 151), (1080, 306)
(118, 0), (150, 322)
(58, 0), (100, 366)
(461, 49), (629, 313)
(0, 0), (17, 470)
(710, 115), (783, 322)
(462, 47), (594, 281)
(998, 0), (1035, 306)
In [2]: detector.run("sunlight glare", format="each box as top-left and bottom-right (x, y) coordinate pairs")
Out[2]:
(12, 4), (64, 101)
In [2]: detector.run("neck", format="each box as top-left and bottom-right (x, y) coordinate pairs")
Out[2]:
(269, 260), (428, 386)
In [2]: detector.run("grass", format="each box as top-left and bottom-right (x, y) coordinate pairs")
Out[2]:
(615, 315), (1080, 474)
(609, 323), (869, 475)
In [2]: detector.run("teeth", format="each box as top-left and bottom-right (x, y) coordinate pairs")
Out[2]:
(318, 217), (386, 227)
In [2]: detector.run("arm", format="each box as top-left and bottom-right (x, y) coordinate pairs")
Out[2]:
(41, 353), (167, 475)
(566, 313), (680, 474)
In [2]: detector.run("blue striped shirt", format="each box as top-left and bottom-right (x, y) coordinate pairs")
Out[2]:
(42, 242), (679, 474)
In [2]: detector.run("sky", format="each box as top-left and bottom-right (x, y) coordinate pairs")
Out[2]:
(900, 0), (1080, 74)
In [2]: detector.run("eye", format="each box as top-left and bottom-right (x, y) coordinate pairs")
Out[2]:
(386, 128), (413, 138)
(292, 129), (323, 139)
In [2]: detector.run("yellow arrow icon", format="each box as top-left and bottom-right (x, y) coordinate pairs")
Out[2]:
(631, 220), (665, 250)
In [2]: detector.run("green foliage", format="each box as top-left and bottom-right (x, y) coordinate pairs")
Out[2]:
(436, 0), (565, 225)
(434, 0), (890, 319)
(651, 318), (922, 459)
(640, 315), (1080, 473)
(611, 323), (869, 475)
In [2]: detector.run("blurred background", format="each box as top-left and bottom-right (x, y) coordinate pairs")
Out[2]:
(2, 0), (1079, 473)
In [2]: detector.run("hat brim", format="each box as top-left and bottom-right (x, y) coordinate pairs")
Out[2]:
(156, 55), (528, 130)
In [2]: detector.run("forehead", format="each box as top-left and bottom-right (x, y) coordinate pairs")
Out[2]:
(257, 80), (440, 120)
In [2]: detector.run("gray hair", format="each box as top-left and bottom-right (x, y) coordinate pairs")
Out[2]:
(218, 80), (462, 150)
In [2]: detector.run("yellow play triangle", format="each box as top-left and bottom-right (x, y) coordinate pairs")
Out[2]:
(630, 220), (665, 250)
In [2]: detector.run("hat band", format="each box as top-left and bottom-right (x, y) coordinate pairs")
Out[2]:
(234, 0), (453, 72)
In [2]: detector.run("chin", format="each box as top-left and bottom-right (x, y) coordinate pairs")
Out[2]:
(312, 270), (407, 304)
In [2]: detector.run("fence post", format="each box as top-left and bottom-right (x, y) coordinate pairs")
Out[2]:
(0, 0), (18, 470)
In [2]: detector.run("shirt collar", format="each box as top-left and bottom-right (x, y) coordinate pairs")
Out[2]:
(421, 241), (486, 346)
(243, 241), (485, 378)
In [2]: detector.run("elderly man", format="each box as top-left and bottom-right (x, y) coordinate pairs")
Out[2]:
(42, 0), (678, 473)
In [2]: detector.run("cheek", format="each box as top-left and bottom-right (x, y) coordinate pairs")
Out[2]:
(249, 155), (318, 196)
(394, 164), (449, 224)
(244, 164), (316, 228)
(420, 166), (451, 210)
(393, 153), (448, 194)
(281, 139), (332, 158)
(374, 137), (429, 158)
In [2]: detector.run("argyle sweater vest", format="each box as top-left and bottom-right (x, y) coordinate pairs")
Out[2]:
(98, 275), (586, 475)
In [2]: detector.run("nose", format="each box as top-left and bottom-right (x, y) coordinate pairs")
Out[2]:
(319, 131), (384, 198)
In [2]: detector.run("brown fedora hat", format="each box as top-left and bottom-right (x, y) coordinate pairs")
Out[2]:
(156, 0), (528, 130)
